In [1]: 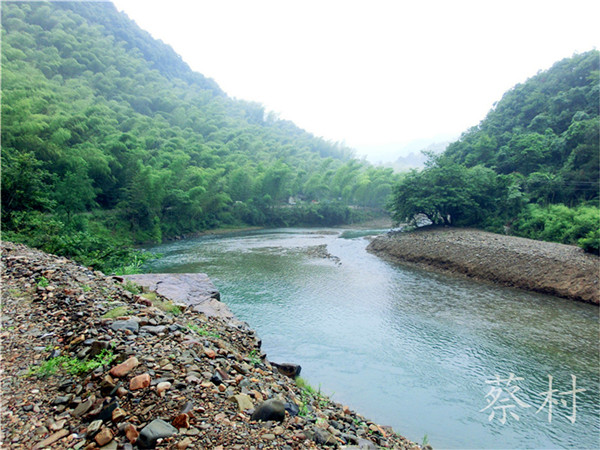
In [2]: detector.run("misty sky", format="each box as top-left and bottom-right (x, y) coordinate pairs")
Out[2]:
(112, 0), (599, 162)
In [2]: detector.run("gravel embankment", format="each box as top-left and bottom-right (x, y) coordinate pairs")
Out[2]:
(0, 241), (420, 449)
(367, 227), (599, 304)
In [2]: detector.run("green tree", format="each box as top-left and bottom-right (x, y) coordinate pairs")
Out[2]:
(389, 163), (502, 227)
(1, 150), (55, 221)
(53, 166), (97, 222)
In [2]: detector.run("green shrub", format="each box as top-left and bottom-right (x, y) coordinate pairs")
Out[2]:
(3, 211), (154, 273)
(578, 228), (600, 254)
(514, 203), (600, 253)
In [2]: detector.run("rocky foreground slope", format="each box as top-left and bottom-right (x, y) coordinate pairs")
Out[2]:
(367, 227), (599, 304)
(0, 241), (419, 449)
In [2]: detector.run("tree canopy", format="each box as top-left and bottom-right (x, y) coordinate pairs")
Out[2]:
(388, 51), (599, 253)
(1, 1), (398, 270)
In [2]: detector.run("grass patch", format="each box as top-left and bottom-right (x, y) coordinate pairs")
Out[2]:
(6, 287), (31, 299)
(122, 280), (141, 295)
(153, 298), (181, 315)
(134, 290), (181, 316)
(102, 306), (131, 319)
(113, 251), (158, 276)
(422, 434), (430, 446)
(295, 377), (331, 417)
(296, 377), (317, 395)
(248, 349), (261, 366)
(28, 348), (116, 378)
(187, 322), (220, 338)
(36, 276), (49, 288)
(141, 291), (157, 302)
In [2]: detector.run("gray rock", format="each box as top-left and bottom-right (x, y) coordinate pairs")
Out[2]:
(137, 418), (178, 448)
(340, 432), (360, 445)
(311, 427), (336, 446)
(251, 398), (286, 422)
(122, 273), (234, 318)
(140, 325), (167, 335)
(284, 402), (299, 417)
(87, 419), (103, 436)
(111, 320), (139, 333)
(72, 396), (95, 417)
(52, 395), (71, 405)
(356, 438), (379, 449)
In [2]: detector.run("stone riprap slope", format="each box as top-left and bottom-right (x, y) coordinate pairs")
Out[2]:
(0, 241), (419, 449)
(367, 228), (599, 304)
(121, 273), (234, 320)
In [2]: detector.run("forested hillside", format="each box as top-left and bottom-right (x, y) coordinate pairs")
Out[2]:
(1, 1), (397, 271)
(389, 50), (599, 253)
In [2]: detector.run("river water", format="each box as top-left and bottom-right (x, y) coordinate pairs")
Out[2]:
(143, 228), (599, 449)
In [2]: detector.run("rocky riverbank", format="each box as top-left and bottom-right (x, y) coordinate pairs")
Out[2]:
(367, 227), (599, 304)
(0, 241), (420, 449)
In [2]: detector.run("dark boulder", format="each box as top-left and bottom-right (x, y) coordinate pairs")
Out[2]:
(271, 362), (301, 379)
(251, 398), (286, 422)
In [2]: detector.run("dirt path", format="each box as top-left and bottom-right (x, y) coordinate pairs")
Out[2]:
(367, 227), (599, 304)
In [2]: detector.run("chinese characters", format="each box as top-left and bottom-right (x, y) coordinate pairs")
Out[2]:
(481, 373), (586, 424)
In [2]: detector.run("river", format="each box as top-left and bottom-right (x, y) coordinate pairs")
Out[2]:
(142, 228), (599, 449)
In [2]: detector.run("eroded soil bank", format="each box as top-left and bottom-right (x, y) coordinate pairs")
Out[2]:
(367, 227), (599, 304)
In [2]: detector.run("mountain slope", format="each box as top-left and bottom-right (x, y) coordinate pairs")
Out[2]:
(1, 1), (397, 269)
(445, 50), (599, 202)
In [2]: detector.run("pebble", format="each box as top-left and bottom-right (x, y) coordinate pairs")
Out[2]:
(73, 397), (95, 417)
(87, 419), (103, 435)
(49, 418), (66, 431)
(109, 356), (139, 377)
(124, 423), (139, 444)
(112, 407), (127, 423)
(229, 393), (254, 411)
(130, 373), (151, 390)
(95, 427), (114, 446)
(172, 413), (190, 429)
(176, 436), (194, 449)
(156, 381), (171, 395)
(31, 429), (69, 450)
